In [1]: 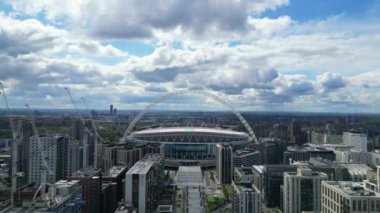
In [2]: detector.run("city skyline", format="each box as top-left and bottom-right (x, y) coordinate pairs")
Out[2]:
(1, 0), (380, 113)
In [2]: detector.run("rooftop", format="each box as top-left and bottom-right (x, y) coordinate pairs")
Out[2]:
(71, 168), (102, 177)
(325, 181), (379, 197)
(126, 161), (155, 175)
(106, 166), (128, 177)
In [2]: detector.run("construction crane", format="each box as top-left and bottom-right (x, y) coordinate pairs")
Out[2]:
(80, 97), (103, 168)
(64, 87), (93, 169)
(25, 104), (52, 207)
(0, 82), (23, 207)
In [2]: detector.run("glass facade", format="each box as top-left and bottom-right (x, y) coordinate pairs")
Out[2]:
(164, 144), (216, 160)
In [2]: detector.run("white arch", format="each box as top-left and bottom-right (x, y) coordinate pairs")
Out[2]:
(122, 90), (258, 143)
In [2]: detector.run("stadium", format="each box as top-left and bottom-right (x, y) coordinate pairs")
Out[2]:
(122, 90), (258, 167)
(130, 126), (250, 167)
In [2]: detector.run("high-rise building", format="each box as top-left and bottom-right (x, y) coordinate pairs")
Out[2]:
(110, 105), (113, 115)
(272, 124), (289, 141)
(259, 138), (287, 164)
(322, 181), (380, 212)
(103, 166), (128, 202)
(232, 181), (261, 213)
(343, 132), (368, 152)
(28, 135), (69, 184)
(100, 182), (118, 213)
(289, 119), (302, 145)
(216, 144), (233, 184)
(233, 150), (260, 168)
(67, 139), (83, 176)
(16, 119), (33, 186)
(100, 144), (118, 171)
(68, 168), (102, 213)
(283, 167), (327, 213)
(234, 166), (264, 191)
(125, 154), (164, 213)
(335, 118), (346, 134)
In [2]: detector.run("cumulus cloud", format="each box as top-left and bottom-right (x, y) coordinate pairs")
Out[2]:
(1, 1), (380, 112)
(316, 72), (346, 94)
(5, 0), (289, 40)
(0, 15), (63, 56)
(347, 71), (380, 88)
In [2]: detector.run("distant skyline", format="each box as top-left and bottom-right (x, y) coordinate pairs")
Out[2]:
(0, 0), (379, 113)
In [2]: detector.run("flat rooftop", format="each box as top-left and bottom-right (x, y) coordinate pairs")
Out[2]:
(71, 168), (102, 177)
(107, 166), (128, 177)
(126, 161), (155, 175)
(325, 181), (379, 197)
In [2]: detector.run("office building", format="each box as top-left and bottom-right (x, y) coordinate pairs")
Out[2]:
(323, 133), (343, 144)
(283, 167), (327, 213)
(283, 145), (335, 164)
(322, 181), (380, 212)
(110, 105), (113, 115)
(259, 138), (287, 164)
(216, 144), (233, 184)
(343, 132), (368, 152)
(334, 149), (371, 164)
(234, 166), (263, 190)
(233, 150), (260, 168)
(264, 164), (348, 208)
(28, 135), (69, 184)
(125, 154), (164, 213)
(232, 181), (261, 213)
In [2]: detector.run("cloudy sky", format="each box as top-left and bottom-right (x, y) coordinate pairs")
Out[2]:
(0, 0), (379, 112)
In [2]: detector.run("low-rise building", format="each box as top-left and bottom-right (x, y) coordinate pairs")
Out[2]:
(322, 181), (380, 212)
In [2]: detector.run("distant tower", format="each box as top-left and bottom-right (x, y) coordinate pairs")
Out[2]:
(290, 119), (301, 145)
(113, 108), (117, 115)
(110, 105), (113, 115)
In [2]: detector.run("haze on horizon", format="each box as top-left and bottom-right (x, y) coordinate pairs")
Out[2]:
(0, 0), (379, 113)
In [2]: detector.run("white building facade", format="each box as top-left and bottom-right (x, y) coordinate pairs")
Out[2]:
(343, 132), (368, 152)
(283, 167), (327, 213)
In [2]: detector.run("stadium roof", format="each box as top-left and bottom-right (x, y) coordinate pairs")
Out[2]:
(132, 127), (248, 137)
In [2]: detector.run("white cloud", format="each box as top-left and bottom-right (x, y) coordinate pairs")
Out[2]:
(1, 1), (380, 112)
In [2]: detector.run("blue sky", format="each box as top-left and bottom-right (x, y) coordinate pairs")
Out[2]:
(0, 0), (379, 113)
